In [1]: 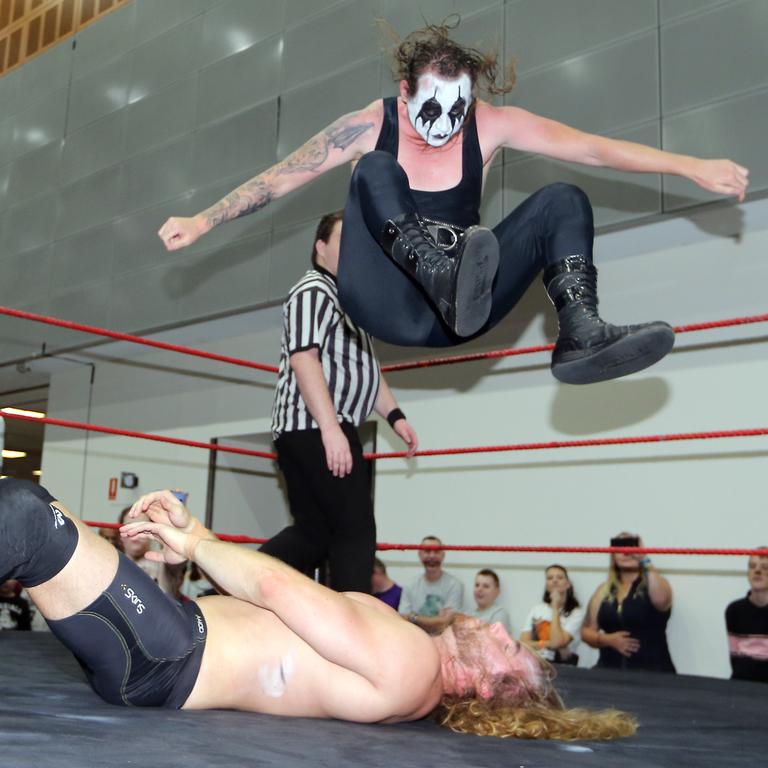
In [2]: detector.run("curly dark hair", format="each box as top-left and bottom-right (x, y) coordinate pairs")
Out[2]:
(382, 17), (516, 97)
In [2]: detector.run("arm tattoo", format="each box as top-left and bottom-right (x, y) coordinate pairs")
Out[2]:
(276, 118), (375, 176)
(201, 117), (375, 226)
(276, 136), (330, 175)
(203, 179), (273, 228)
(326, 121), (374, 150)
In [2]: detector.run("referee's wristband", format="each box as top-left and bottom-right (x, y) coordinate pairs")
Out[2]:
(386, 408), (406, 428)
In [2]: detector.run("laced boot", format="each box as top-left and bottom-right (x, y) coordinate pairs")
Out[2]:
(381, 213), (499, 337)
(544, 254), (675, 384)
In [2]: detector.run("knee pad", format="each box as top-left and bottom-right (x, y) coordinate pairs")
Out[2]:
(0, 478), (79, 587)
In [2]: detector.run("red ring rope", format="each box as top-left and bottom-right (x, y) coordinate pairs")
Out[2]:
(1, 305), (765, 376)
(2, 412), (275, 460)
(0, 306), (279, 373)
(380, 312), (768, 372)
(3, 411), (768, 461)
(82, 523), (768, 557)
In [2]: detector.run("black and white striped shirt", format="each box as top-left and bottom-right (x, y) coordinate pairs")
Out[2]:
(271, 269), (381, 437)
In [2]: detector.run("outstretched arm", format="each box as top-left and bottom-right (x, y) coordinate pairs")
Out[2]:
(158, 102), (382, 251)
(482, 103), (749, 201)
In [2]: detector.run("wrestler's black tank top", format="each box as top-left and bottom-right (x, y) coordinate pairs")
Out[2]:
(374, 97), (483, 229)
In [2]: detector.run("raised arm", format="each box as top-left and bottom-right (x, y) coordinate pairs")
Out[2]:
(158, 102), (382, 251)
(544, 591), (573, 650)
(635, 544), (673, 613)
(479, 102), (749, 201)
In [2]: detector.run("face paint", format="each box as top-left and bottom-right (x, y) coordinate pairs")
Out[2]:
(406, 72), (473, 147)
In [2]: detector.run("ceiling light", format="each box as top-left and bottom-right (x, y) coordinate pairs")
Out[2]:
(32, 470), (42, 476)
(2, 450), (27, 459)
(1, 407), (46, 418)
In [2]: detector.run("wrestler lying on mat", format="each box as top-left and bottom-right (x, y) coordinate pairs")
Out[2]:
(0, 478), (634, 740)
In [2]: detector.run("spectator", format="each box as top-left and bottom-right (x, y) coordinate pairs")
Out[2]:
(466, 569), (511, 632)
(98, 525), (120, 547)
(116, 505), (176, 596)
(400, 536), (463, 633)
(117, 506), (160, 577)
(725, 548), (768, 683)
(582, 532), (675, 672)
(372, 558), (402, 610)
(0, 579), (31, 630)
(520, 565), (584, 665)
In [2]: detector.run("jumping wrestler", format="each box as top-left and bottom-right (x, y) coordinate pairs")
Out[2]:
(0, 478), (635, 739)
(265, 211), (418, 592)
(158, 22), (748, 385)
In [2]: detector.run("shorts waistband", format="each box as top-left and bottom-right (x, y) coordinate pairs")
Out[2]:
(163, 600), (207, 709)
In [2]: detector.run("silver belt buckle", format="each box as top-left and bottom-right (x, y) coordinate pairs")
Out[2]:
(426, 222), (459, 251)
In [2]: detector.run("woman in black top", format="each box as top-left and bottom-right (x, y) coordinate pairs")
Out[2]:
(582, 533), (676, 673)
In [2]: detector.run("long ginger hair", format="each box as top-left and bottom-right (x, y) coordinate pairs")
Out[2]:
(434, 695), (637, 740)
(432, 617), (637, 739)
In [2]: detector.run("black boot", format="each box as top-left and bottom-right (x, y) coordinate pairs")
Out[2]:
(381, 213), (499, 337)
(544, 255), (675, 385)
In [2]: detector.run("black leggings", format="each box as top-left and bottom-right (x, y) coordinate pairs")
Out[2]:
(261, 422), (375, 594)
(338, 151), (595, 347)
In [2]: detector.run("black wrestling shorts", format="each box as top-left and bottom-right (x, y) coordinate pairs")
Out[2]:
(47, 553), (207, 708)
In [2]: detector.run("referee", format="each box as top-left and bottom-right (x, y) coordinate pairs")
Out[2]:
(265, 211), (418, 593)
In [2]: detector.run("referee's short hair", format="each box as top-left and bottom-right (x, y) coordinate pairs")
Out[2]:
(311, 211), (344, 268)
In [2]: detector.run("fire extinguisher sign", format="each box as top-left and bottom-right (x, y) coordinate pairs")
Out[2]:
(108, 477), (118, 500)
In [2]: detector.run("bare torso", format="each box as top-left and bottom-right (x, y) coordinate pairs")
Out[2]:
(184, 592), (443, 724)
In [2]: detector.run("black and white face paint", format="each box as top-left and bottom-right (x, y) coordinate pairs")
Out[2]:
(406, 73), (472, 147)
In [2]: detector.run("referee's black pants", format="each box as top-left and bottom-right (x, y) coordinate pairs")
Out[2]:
(260, 422), (376, 594)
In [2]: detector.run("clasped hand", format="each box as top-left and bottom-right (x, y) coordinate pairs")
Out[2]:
(120, 490), (199, 565)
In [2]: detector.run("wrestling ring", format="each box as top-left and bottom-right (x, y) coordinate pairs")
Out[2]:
(1, 305), (767, 768)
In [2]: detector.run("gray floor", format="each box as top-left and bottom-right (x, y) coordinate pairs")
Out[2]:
(1, 632), (765, 768)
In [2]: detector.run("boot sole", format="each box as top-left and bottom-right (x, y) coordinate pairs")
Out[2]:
(453, 226), (499, 337)
(552, 323), (675, 385)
